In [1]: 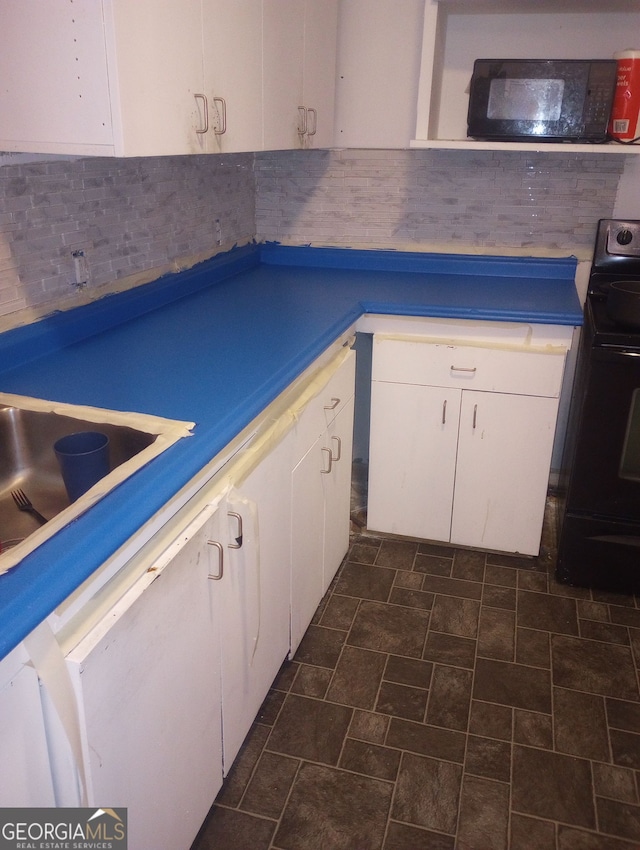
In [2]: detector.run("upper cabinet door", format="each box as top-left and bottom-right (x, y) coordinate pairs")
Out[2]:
(201, 0), (264, 153)
(0, 0), (114, 154)
(0, 0), (204, 157)
(263, 0), (305, 151)
(302, 0), (338, 148)
(105, 0), (204, 156)
(262, 0), (338, 151)
(334, 0), (424, 148)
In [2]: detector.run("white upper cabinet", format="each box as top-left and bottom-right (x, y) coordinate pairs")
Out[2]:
(413, 0), (640, 153)
(0, 0), (205, 157)
(263, 0), (306, 150)
(301, 0), (339, 149)
(0, 0), (115, 155)
(263, 0), (338, 151)
(201, 0), (263, 153)
(0, 0), (337, 157)
(333, 0), (425, 148)
(105, 0), (205, 157)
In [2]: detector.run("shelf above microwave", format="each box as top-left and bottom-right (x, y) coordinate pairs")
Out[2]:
(416, 1), (640, 152)
(409, 139), (639, 154)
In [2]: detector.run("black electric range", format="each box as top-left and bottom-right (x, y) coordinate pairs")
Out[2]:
(557, 219), (640, 593)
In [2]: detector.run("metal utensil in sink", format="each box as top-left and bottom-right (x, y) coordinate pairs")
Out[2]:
(11, 489), (48, 525)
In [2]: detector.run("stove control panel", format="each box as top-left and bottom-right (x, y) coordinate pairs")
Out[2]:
(605, 220), (640, 259)
(593, 219), (640, 276)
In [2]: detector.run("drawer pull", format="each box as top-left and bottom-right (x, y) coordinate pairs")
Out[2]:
(227, 511), (243, 549)
(324, 397), (340, 410)
(194, 93), (209, 134)
(307, 107), (317, 137)
(213, 96), (226, 135)
(442, 399), (447, 425)
(451, 366), (477, 373)
(298, 106), (307, 136)
(207, 540), (223, 580)
(473, 404), (478, 430)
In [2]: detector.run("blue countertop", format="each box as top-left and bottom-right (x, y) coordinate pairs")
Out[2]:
(0, 244), (581, 658)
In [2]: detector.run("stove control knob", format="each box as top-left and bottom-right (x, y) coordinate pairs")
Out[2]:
(617, 228), (634, 246)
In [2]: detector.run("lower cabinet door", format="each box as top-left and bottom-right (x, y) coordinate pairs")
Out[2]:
(291, 436), (325, 654)
(368, 380), (460, 540)
(322, 396), (355, 591)
(451, 391), (559, 555)
(220, 434), (292, 770)
(0, 657), (56, 806)
(66, 507), (224, 850)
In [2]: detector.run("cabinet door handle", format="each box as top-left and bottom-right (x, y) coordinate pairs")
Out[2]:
(306, 107), (317, 136)
(227, 511), (243, 548)
(331, 435), (342, 462)
(442, 399), (447, 424)
(194, 93), (209, 134)
(321, 446), (333, 473)
(213, 96), (226, 135)
(207, 540), (223, 580)
(472, 403), (478, 430)
(451, 365), (477, 373)
(324, 397), (340, 411)
(298, 105), (307, 136)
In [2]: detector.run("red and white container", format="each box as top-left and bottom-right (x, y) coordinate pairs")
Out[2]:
(608, 49), (640, 141)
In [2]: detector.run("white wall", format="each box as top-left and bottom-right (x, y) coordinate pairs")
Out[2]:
(614, 156), (640, 220)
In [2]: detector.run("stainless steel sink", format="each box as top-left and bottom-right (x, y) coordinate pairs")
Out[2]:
(0, 404), (157, 545)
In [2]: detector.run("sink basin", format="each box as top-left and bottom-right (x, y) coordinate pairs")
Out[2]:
(0, 405), (156, 543)
(0, 393), (194, 572)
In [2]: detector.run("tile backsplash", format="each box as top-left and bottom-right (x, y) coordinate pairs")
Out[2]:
(0, 153), (255, 328)
(0, 147), (628, 329)
(255, 148), (625, 255)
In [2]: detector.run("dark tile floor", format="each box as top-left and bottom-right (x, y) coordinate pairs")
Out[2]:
(192, 499), (640, 850)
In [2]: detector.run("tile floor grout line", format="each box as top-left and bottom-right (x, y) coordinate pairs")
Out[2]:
(265, 755), (305, 850)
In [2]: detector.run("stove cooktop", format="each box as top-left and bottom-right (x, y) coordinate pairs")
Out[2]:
(587, 295), (640, 349)
(586, 220), (640, 348)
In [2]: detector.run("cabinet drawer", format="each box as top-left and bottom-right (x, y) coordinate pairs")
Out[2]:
(293, 349), (356, 459)
(372, 336), (565, 398)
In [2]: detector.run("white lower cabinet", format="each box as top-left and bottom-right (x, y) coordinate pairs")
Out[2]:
(368, 380), (459, 543)
(367, 334), (567, 556)
(2, 343), (356, 837)
(0, 648), (56, 806)
(218, 433), (293, 769)
(322, 401), (356, 588)
(291, 351), (355, 652)
(64, 501), (225, 850)
(450, 390), (559, 554)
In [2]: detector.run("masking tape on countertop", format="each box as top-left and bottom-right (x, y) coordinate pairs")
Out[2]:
(372, 330), (569, 354)
(23, 620), (88, 806)
(210, 341), (354, 494)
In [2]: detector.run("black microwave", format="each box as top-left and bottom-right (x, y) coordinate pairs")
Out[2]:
(467, 59), (617, 142)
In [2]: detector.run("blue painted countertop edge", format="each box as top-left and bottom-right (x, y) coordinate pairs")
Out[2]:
(0, 244), (582, 659)
(260, 242), (579, 280)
